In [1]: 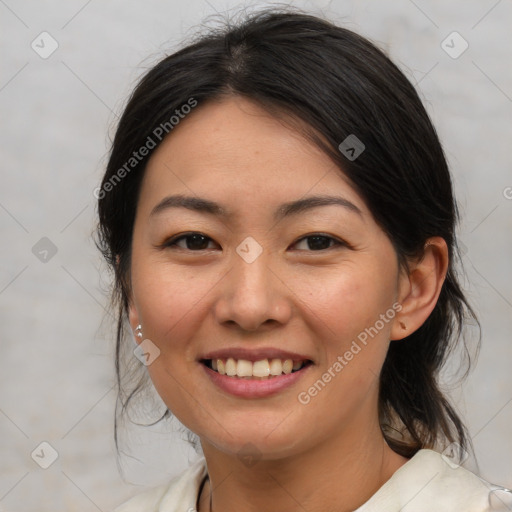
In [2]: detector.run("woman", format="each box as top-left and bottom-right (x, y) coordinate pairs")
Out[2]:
(95, 9), (510, 512)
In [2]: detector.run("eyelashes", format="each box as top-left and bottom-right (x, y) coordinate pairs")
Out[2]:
(291, 234), (345, 251)
(161, 232), (349, 252)
(165, 233), (217, 251)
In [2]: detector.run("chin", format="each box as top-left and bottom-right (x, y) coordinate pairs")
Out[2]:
(199, 422), (312, 462)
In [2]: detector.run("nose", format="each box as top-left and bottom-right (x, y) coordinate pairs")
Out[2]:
(213, 251), (292, 332)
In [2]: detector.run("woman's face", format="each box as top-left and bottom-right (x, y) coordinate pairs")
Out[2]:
(128, 96), (407, 459)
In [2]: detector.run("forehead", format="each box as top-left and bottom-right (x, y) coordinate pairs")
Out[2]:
(139, 96), (367, 217)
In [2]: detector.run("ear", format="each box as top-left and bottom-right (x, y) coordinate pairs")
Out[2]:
(391, 236), (449, 341)
(117, 253), (140, 337)
(128, 300), (139, 332)
(124, 270), (140, 337)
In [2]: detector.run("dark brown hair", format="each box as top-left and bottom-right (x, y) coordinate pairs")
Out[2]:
(95, 8), (479, 460)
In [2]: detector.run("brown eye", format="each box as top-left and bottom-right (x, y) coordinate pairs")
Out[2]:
(166, 233), (216, 251)
(292, 234), (345, 251)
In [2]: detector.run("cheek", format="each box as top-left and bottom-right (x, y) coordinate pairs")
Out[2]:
(130, 262), (220, 426)
(291, 268), (396, 424)
(134, 265), (216, 428)
(296, 261), (398, 404)
(133, 262), (216, 349)
(301, 264), (395, 344)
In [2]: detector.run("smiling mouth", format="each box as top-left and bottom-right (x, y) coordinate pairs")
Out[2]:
(201, 358), (313, 379)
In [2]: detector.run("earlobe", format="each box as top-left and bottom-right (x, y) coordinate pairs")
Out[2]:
(128, 299), (140, 334)
(120, 256), (141, 341)
(128, 303), (144, 344)
(391, 237), (449, 341)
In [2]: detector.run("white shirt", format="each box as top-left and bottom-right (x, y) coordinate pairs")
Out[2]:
(114, 449), (511, 511)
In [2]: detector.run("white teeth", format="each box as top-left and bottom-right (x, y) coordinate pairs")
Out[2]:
(225, 358), (237, 376)
(236, 359), (253, 377)
(252, 359), (270, 377)
(210, 358), (306, 378)
(269, 359), (283, 375)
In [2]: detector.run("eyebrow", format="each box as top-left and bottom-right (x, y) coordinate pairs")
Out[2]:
(149, 193), (363, 220)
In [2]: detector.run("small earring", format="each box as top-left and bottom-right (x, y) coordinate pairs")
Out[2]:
(135, 324), (143, 338)
(399, 321), (407, 330)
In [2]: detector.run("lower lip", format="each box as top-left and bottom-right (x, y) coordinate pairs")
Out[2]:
(200, 363), (312, 398)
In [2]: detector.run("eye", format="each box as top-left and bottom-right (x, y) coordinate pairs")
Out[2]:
(164, 232), (218, 251)
(291, 234), (346, 251)
(162, 232), (347, 252)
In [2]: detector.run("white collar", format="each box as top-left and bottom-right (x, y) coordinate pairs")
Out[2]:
(115, 449), (510, 512)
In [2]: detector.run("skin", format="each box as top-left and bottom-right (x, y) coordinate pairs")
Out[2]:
(127, 96), (449, 512)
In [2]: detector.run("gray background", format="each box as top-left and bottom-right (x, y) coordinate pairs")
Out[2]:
(1, 0), (511, 510)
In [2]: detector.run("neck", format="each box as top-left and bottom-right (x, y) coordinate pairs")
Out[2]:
(198, 416), (408, 512)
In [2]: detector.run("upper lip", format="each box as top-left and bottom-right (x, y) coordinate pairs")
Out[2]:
(200, 347), (313, 363)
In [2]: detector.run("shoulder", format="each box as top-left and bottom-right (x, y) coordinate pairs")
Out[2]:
(357, 449), (511, 512)
(113, 458), (208, 512)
